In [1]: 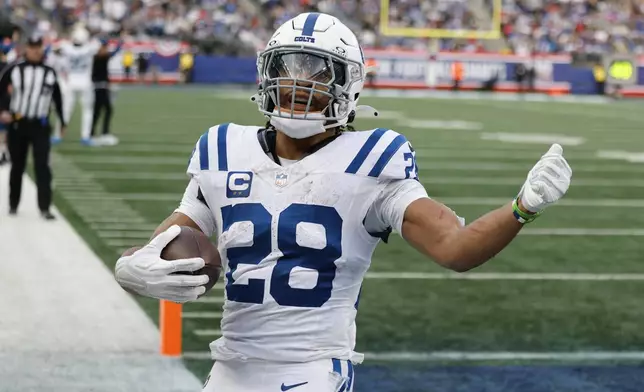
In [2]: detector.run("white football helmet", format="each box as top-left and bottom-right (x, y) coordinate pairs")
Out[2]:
(71, 28), (89, 45)
(254, 13), (369, 139)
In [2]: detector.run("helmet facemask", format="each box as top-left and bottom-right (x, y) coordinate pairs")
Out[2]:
(256, 45), (363, 131)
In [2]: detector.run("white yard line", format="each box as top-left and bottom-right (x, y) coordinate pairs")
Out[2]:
(56, 193), (644, 208)
(97, 230), (152, 239)
(54, 172), (644, 187)
(182, 312), (223, 319)
(81, 216), (147, 224)
(98, 227), (644, 238)
(414, 150), (598, 160)
(61, 155), (189, 165)
(521, 228), (644, 236)
(105, 239), (146, 248)
(439, 197), (644, 208)
(421, 162), (644, 173)
(181, 350), (644, 362)
(63, 192), (179, 201)
(422, 177), (644, 187)
(57, 172), (188, 180)
(480, 133), (586, 146)
(365, 272), (644, 281)
(90, 223), (157, 231)
(362, 351), (644, 361)
(59, 144), (194, 153)
(197, 297), (225, 304)
(193, 330), (223, 337)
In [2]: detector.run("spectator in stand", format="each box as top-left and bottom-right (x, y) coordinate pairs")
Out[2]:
(7, 0), (644, 56)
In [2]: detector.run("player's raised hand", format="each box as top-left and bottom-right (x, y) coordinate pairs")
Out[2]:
(114, 225), (209, 303)
(518, 143), (572, 214)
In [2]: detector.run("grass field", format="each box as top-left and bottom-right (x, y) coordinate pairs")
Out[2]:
(50, 88), (644, 390)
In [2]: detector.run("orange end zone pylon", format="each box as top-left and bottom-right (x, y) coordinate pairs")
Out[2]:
(160, 300), (182, 356)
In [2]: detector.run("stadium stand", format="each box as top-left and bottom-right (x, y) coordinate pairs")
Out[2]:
(0, 0), (642, 55)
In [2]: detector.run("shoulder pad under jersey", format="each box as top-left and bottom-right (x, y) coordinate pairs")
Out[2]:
(187, 123), (233, 176)
(343, 128), (419, 181)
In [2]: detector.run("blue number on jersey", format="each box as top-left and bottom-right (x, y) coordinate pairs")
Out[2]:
(404, 151), (419, 180)
(69, 56), (89, 71)
(221, 204), (272, 304)
(221, 203), (342, 308)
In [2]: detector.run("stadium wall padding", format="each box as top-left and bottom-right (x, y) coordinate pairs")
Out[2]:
(104, 42), (644, 96)
(192, 56), (257, 84)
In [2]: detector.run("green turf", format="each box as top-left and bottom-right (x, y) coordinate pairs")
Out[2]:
(50, 89), (644, 381)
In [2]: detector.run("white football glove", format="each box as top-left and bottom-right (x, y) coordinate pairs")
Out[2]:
(519, 143), (572, 213)
(114, 225), (209, 303)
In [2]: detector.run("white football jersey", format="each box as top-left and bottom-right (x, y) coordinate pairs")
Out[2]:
(46, 52), (70, 80)
(58, 40), (100, 86)
(177, 123), (428, 364)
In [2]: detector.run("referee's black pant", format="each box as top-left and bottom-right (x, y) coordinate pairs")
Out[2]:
(7, 118), (52, 212)
(91, 88), (113, 136)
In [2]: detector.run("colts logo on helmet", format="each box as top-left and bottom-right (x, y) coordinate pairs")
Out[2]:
(295, 36), (315, 43)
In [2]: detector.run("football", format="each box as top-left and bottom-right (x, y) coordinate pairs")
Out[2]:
(162, 226), (221, 293)
(121, 226), (221, 294)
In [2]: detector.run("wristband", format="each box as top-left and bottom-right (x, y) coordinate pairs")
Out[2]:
(512, 197), (541, 224)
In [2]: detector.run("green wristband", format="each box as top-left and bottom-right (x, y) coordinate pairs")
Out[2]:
(512, 197), (541, 224)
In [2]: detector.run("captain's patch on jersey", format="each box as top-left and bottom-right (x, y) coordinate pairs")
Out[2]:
(226, 171), (253, 198)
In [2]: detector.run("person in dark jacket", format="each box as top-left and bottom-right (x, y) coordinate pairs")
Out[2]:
(90, 38), (122, 146)
(0, 51), (9, 164)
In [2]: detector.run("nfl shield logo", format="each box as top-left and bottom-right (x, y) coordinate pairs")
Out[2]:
(275, 172), (289, 188)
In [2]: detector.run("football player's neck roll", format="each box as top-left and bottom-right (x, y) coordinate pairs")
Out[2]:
(274, 126), (337, 161)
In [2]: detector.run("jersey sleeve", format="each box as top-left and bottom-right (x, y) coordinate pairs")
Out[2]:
(174, 178), (216, 237)
(374, 131), (419, 182)
(361, 130), (464, 238)
(364, 180), (429, 238)
(344, 128), (419, 181)
(361, 132), (425, 237)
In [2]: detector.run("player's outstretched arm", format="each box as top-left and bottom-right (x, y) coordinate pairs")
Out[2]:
(402, 144), (572, 272)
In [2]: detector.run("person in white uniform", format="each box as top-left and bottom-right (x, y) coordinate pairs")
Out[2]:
(57, 27), (100, 145)
(113, 12), (573, 392)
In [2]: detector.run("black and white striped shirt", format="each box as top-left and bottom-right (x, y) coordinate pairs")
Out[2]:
(0, 60), (65, 126)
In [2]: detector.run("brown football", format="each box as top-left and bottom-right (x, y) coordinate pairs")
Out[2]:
(161, 226), (221, 294)
(121, 226), (221, 294)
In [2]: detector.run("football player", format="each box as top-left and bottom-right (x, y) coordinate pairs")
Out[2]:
(114, 13), (572, 392)
(57, 27), (100, 145)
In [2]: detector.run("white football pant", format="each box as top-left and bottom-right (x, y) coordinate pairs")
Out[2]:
(202, 358), (355, 392)
(65, 82), (95, 140)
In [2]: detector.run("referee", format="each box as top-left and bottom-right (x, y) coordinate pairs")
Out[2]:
(0, 33), (66, 220)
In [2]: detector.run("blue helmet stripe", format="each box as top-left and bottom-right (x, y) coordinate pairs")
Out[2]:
(301, 13), (320, 36)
